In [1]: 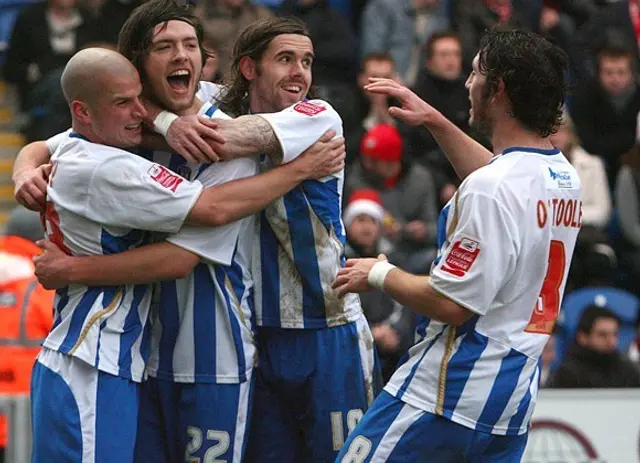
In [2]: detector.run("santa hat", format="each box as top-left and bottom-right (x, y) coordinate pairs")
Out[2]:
(360, 124), (403, 162)
(343, 189), (385, 227)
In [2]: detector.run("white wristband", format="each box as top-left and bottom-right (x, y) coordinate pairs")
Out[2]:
(153, 111), (179, 136)
(368, 261), (396, 290)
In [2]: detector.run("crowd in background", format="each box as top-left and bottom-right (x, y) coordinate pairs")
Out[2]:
(2, 0), (640, 403)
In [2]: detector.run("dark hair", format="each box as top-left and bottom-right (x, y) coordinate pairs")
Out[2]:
(361, 52), (395, 72)
(596, 41), (636, 73)
(117, 0), (210, 80)
(218, 16), (314, 117)
(477, 27), (568, 138)
(424, 30), (461, 60)
(577, 305), (620, 335)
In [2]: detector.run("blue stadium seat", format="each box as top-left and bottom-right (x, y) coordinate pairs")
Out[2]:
(556, 286), (639, 362)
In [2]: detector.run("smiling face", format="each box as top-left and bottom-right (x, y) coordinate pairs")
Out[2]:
(143, 20), (202, 113)
(84, 71), (147, 148)
(246, 34), (314, 113)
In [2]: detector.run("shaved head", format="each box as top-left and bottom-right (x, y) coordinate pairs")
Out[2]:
(61, 48), (140, 105)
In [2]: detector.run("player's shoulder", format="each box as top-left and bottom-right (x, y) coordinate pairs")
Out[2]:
(197, 81), (225, 103)
(293, 99), (340, 120)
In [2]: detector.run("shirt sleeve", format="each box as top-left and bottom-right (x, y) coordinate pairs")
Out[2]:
(429, 190), (518, 316)
(165, 157), (259, 264)
(46, 129), (71, 154)
(257, 99), (343, 164)
(83, 151), (203, 233)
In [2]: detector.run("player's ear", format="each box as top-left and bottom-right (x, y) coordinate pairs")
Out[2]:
(70, 100), (91, 124)
(239, 56), (257, 82)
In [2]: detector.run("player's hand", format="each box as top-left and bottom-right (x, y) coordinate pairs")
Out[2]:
(13, 164), (51, 212)
(365, 78), (439, 126)
(294, 130), (346, 179)
(33, 239), (72, 289)
(166, 115), (226, 163)
(332, 254), (387, 298)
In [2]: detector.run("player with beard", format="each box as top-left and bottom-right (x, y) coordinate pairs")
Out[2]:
(333, 28), (582, 462)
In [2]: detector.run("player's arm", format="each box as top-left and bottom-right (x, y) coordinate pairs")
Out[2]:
(185, 131), (344, 226)
(365, 78), (492, 180)
(13, 138), (59, 211)
(34, 240), (200, 288)
(334, 260), (474, 326)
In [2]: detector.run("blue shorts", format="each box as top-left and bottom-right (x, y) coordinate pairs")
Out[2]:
(336, 391), (529, 462)
(134, 374), (254, 463)
(244, 315), (382, 463)
(31, 348), (139, 463)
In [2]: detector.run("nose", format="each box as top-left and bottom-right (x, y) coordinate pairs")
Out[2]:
(174, 43), (188, 61)
(465, 74), (472, 89)
(290, 60), (305, 78)
(132, 98), (147, 119)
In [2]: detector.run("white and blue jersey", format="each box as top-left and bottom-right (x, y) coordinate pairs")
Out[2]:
(41, 132), (203, 382)
(252, 101), (362, 329)
(385, 147), (581, 436)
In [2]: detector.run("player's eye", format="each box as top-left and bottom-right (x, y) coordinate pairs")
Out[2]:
(302, 59), (312, 68)
(279, 56), (290, 63)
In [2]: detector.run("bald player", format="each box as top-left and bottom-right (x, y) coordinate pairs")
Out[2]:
(31, 47), (342, 463)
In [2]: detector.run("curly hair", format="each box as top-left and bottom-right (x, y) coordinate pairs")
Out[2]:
(218, 16), (315, 117)
(117, 0), (210, 81)
(477, 27), (568, 138)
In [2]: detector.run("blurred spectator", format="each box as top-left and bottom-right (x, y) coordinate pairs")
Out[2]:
(570, 42), (640, 188)
(343, 189), (414, 382)
(0, 207), (54, 461)
(551, 112), (612, 230)
(278, 0), (361, 135)
(346, 53), (399, 166)
(404, 30), (470, 202)
(360, 0), (449, 86)
(83, 0), (141, 46)
(345, 124), (438, 274)
(343, 189), (396, 261)
(615, 141), (640, 290)
(201, 36), (220, 82)
(195, 0), (273, 78)
(2, 0), (98, 112)
(452, 0), (531, 71)
(539, 329), (557, 388)
(548, 305), (640, 388)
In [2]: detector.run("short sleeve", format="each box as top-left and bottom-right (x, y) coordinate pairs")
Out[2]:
(429, 191), (518, 316)
(166, 157), (258, 264)
(46, 129), (71, 154)
(258, 99), (343, 164)
(84, 152), (203, 233)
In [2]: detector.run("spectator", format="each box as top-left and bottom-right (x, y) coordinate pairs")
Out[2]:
(343, 189), (414, 382)
(570, 42), (640, 188)
(195, 0), (273, 78)
(548, 305), (640, 388)
(405, 30), (474, 204)
(345, 124), (439, 274)
(615, 140), (640, 292)
(0, 207), (54, 462)
(550, 111), (612, 230)
(3, 0), (98, 111)
(452, 0), (531, 71)
(201, 36), (220, 82)
(278, 0), (361, 135)
(360, 0), (449, 86)
(346, 53), (399, 166)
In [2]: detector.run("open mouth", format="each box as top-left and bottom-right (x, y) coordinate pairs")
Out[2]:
(282, 83), (303, 95)
(167, 69), (191, 93)
(125, 123), (142, 132)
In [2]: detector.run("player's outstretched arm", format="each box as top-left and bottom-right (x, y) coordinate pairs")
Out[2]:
(13, 141), (52, 211)
(332, 257), (474, 327)
(365, 78), (492, 180)
(34, 239), (200, 288)
(186, 131), (345, 227)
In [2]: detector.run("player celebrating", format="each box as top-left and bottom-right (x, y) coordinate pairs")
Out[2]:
(333, 28), (581, 462)
(29, 47), (338, 463)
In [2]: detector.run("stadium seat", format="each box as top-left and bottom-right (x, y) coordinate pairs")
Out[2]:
(556, 286), (640, 362)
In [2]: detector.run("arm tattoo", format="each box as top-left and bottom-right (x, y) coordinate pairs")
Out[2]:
(218, 116), (283, 163)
